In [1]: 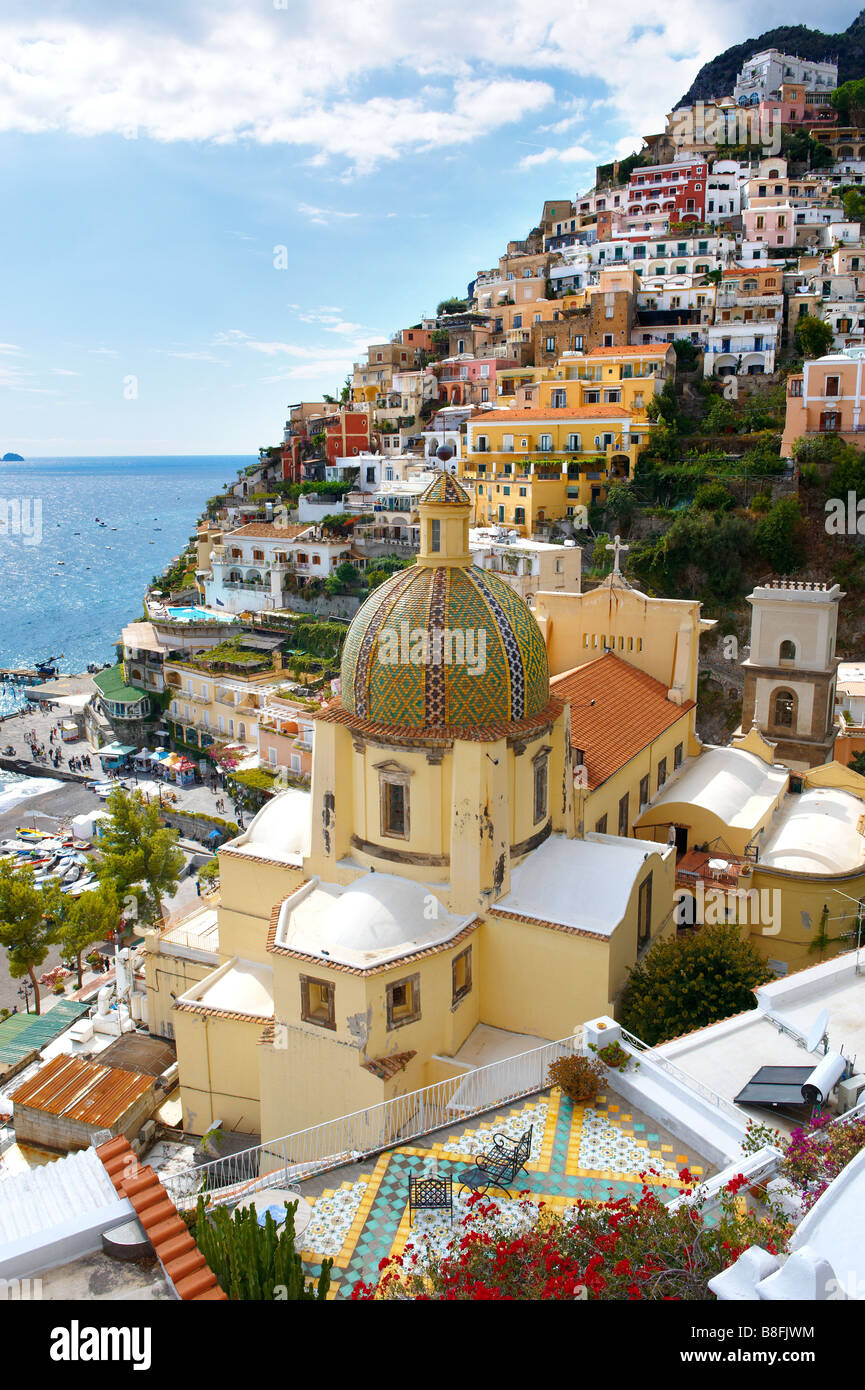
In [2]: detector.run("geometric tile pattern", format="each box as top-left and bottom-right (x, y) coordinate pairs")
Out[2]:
(296, 1089), (706, 1300)
(339, 557), (550, 731)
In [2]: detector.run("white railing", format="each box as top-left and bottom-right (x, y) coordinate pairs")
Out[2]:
(618, 1027), (746, 1124)
(161, 1031), (581, 1210)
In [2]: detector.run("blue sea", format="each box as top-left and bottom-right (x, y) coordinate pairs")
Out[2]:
(0, 456), (255, 675)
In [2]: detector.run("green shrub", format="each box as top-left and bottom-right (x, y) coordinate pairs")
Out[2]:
(620, 926), (773, 1046)
(692, 482), (733, 512)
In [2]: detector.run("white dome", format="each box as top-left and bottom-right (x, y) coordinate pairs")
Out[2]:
(322, 874), (436, 952)
(233, 788), (311, 862)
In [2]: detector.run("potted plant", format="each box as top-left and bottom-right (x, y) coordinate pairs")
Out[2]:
(547, 1053), (605, 1104)
(591, 1039), (636, 1073)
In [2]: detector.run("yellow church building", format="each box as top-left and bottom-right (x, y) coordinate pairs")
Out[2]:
(145, 473), (677, 1140)
(144, 479), (865, 1145)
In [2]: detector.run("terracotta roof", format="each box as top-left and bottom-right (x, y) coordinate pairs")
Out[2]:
(10, 1054), (153, 1125)
(225, 523), (311, 539)
(550, 652), (694, 790)
(362, 1051), (417, 1080)
(585, 344), (671, 356)
(96, 1137), (227, 1301)
(468, 406), (633, 421)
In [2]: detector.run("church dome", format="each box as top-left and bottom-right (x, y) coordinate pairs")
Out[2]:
(339, 471), (550, 731)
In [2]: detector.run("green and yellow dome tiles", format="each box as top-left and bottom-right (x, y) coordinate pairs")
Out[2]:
(340, 563), (550, 731)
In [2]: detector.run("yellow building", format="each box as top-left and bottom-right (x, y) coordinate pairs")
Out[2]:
(150, 473), (677, 1139)
(463, 404), (651, 533)
(144, 495), (865, 1143)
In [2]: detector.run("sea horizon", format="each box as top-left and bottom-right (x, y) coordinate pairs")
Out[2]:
(0, 454), (257, 675)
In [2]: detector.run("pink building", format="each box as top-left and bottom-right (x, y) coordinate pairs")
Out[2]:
(431, 355), (518, 407)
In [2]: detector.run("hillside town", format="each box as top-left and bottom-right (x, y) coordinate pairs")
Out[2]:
(5, 36), (865, 1312)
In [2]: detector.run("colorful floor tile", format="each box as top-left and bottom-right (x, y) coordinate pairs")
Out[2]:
(297, 1089), (709, 1299)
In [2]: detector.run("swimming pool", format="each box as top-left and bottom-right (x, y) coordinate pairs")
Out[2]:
(166, 606), (234, 623)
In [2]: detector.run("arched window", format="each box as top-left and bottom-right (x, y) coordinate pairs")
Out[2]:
(773, 689), (796, 728)
(779, 639), (796, 662)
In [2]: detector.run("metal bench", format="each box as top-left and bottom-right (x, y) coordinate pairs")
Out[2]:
(457, 1125), (533, 1197)
(408, 1173), (454, 1225)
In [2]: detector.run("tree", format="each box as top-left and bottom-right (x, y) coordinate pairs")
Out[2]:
(754, 496), (807, 573)
(794, 315), (834, 359)
(850, 752), (865, 777)
(672, 337), (700, 370)
(339, 375), (351, 404)
(436, 296), (467, 316)
(692, 481), (733, 512)
(603, 482), (638, 533)
(0, 860), (62, 1015)
(621, 926), (772, 1046)
(831, 78), (865, 128)
(843, 188), (865, 223)
(58, 884), (121, 989)
(97, 787), (185, 928)
(334, 561), (359, 586)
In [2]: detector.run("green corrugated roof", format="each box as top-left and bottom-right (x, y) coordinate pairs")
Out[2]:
(0, 998), (91, 1065)
(93, 665), (148, 705)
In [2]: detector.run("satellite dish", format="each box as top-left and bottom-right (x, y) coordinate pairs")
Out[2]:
(806, 1008), (830, 1054)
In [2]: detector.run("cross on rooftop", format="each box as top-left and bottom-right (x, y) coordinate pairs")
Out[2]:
(606, 534), (629, 575)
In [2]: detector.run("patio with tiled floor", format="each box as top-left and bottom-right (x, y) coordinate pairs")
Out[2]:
(293, 1088), (712, 1299)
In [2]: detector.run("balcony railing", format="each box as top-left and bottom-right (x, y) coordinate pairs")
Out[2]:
(160, 1030), (582, 1208)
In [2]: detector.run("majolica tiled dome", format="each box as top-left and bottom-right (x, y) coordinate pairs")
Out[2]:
(339, 561), (550, 730)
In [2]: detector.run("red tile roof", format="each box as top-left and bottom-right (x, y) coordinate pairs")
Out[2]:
(96, 1137), (228, 1301)
(226, 523), (311, 539)
(550, 652), (694, 790)
(585, 344), (671, 356)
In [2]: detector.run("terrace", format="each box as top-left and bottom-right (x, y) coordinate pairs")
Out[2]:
(160, 1025), (725, 1300)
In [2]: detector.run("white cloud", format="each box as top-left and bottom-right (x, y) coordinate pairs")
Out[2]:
(518, 141), (595, 171)
(160, 350), (228, 363)
(297, 203), (360, 226)
(0, 343), (23, 356)
(88, 347), (119, 356)
(50, 367), (81, 376)
(0, 0), (748, 173)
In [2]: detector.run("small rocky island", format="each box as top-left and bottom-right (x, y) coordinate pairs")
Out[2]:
(2, 452), (24, 461)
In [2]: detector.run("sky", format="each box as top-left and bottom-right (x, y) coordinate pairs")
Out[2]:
(0, 0), (859, 455)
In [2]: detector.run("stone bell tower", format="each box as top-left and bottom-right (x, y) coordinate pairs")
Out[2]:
(740, 580), (844, 770)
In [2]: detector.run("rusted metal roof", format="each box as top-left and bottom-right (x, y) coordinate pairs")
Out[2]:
(10, 1053), (153, 1125)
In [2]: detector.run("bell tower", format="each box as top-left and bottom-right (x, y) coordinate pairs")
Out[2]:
(740, 580), (844, 770)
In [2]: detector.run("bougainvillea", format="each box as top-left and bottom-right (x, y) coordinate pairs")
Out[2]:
(352, 1170), (793, 1301)
(780, 1115), (865, 1213)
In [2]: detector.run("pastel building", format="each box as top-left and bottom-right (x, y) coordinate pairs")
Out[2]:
(152, 473), (678, 1138)
(781, 347), (865, 457)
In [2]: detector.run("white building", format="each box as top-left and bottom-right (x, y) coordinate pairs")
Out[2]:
(733, 48), (837, 102)
(204, 522), (351, 613)
(704, 320), (780, 376)
(469, 528), (582, 604)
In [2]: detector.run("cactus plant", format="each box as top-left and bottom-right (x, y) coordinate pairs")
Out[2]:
(193, 1195), (332, 1301)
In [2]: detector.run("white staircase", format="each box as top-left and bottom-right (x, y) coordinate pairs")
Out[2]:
(0, 1147), (135, 1280)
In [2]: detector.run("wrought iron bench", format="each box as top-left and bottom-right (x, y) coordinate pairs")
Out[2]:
(408, 1173), (454, 1225)
(457, 1125), (533, 1197)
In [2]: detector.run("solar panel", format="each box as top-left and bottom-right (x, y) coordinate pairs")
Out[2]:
(735, 1065), (815, 1109)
